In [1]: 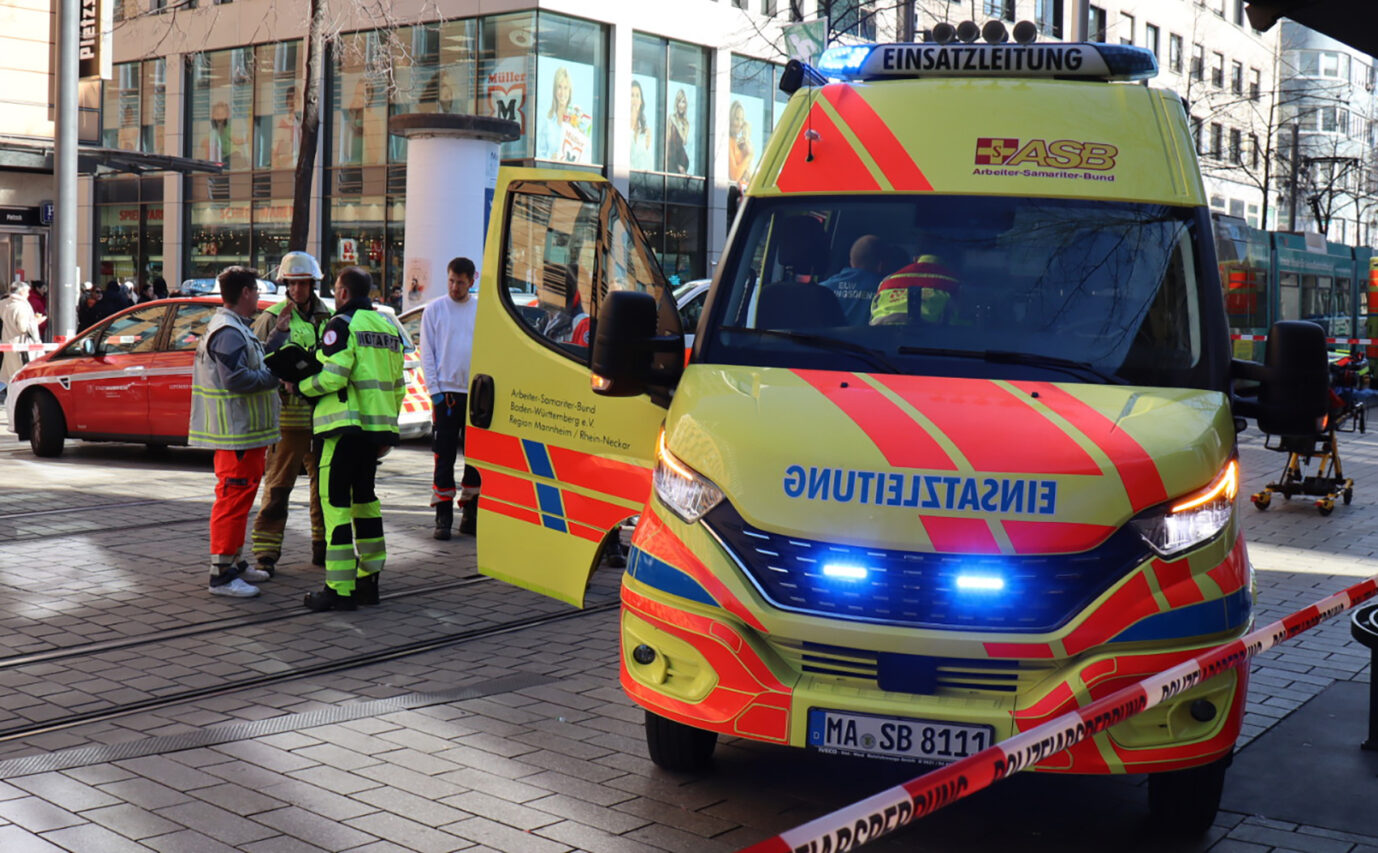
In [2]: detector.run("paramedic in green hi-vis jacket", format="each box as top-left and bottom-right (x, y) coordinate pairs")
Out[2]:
(297, 266), (406, 611)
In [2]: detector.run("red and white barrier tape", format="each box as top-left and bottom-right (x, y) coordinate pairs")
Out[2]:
(739, 573), (1378, 853)
(1231, 333), (1378, 345)
(0, 335), (128, 353)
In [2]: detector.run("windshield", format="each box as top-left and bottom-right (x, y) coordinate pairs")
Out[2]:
(702, 196), (1210, 386)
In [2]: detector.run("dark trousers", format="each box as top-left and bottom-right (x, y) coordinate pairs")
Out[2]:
(431, 392), (481, 506)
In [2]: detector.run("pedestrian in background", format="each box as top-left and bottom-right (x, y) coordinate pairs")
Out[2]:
(77, 283), (101, 331)
(420, 256), (481, 540)
(188, 267), (281, 598)
(92, 280), (131, 324)
(26, 281), (47, 338)
(0, 281), (42, 403)
(298, 266), (405, 611)
(249, 251), (331, 574)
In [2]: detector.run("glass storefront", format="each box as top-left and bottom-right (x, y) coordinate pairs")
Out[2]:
(534, 14), (606, 166)
(102, 63), (141, 151)
(629, 35), (711, 283)
(188, 48), (256, 169)
(94, 177), (165, 288)
(729, 55), (787, 194)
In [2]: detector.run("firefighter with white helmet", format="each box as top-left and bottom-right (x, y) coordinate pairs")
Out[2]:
(249, 250), (333, 573)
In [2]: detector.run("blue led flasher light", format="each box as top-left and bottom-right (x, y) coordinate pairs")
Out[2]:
(955, 574), (1005, 592)
(822, 563), (869, 581)
(1093, 43), (1159, 80)
(817, 45), (873, 76)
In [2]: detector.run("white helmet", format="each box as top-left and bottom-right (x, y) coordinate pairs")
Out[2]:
(277, 251), (323, 281)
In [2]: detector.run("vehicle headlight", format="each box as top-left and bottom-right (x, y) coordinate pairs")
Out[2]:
(1129, 458), (1238, 559)
(653, 430), (723, 524)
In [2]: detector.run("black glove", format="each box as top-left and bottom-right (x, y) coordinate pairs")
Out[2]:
(264, 343), (323, 382)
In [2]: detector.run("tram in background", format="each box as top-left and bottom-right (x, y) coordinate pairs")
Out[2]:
(1213, 212), (1378, 362)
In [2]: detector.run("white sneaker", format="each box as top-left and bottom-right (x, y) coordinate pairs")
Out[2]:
(210, 577), (261, 598)
(239, 563), (272, 583)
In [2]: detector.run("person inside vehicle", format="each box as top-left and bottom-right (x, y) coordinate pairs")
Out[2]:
(869, 254), (961, 326)
(820, 235), (909, 325)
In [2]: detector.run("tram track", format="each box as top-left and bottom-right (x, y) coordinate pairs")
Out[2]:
(0, 598), (620, 744)
(0, 576), (493, 671)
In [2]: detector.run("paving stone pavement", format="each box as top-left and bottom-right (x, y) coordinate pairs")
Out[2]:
(0, 411), (1374, 851)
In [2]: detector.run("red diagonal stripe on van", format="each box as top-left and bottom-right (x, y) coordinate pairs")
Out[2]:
(481, 469), (538, 510)
(466, 427), (529, 474)
(821, 83), (933, 191)
(794, 369), (956, 470)
(547, 445), (651, 506)
(1061, 574), (1160, 656)
(775, 102), (881, 193)
(873, 376), (1100, 475)
(632, 509), (768, 632)
(1152, 556), (1206, 608)
(920, 516), (1000, 553)
(1206, 535), (1249, 596)
(1003, 520), (1116, 554)
(1011, 382), (1169, 512)
(482, 497), (541, 527)
(564, 491), (636, 532)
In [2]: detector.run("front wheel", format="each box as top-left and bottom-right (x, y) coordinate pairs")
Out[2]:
(644, 709), (717, 771)
(1147, 754), (1229, 835)
(29, 392), (66, 457)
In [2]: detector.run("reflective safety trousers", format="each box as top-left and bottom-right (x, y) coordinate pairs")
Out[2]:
(300, 309), (405, 441)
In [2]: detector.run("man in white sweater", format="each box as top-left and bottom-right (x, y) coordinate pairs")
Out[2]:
(420, 257), (481, 539)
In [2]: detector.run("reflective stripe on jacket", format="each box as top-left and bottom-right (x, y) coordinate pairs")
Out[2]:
(256, 298), (329, 430)
(299, 307), (405, 443)
(189, 308), (281, 449)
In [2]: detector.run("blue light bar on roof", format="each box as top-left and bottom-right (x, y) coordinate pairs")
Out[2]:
(815, 42), (1158, 82)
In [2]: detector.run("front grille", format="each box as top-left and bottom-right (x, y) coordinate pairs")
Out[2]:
(704, 502), (1150, 632)
(769, 638), (1053, 696)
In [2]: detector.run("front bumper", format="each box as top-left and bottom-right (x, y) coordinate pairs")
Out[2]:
(619, 503), (1250, 775)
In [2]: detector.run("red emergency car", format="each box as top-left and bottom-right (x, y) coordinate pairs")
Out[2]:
(6, 297), (427, 455)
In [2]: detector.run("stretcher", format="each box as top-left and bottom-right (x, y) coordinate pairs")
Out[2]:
(1251, 352), (1372, 515)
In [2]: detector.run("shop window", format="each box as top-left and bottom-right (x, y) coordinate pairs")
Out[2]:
(533, 13), (608, 166)
(254, 42), (301, 171)
(188, 48), (255, 170)
(388, 20), (478, 163)
(478, 11), (537, 161)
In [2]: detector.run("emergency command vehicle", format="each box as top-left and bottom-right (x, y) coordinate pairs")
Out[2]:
(464, 37), (1328, 832)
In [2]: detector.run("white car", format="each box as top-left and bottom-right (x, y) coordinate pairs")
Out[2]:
(674, 279), (711, 347)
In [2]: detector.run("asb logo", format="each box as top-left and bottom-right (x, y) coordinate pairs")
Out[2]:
(974, 137), (1119, 171)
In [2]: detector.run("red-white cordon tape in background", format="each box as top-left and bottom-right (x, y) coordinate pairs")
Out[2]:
(1231, 333), (1378, 346)
(739, 573), (1378, 853)
(0, 336), (127, 353)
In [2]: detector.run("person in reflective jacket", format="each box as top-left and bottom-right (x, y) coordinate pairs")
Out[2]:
(297, 266), (406, 611)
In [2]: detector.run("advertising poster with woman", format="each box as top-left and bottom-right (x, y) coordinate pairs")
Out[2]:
(728, 94), (765, 192)
(537, 61), (596, 164)
(665, 85), (703, 176)
(629, 74), (658, 172)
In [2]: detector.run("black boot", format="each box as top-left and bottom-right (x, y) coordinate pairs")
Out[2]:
(311, 540), (326, 566)
(458, 497), (477, 536)
(434, 502), (453, 541)
(356, 573), (380, 606)
(303, 585), (357, 612)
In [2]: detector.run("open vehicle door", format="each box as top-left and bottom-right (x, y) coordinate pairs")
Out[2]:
(467, 168), (683, 606)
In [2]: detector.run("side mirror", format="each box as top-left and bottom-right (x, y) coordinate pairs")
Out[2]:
(1237, 320), (1330, 436)
(590, 291), (682, 398)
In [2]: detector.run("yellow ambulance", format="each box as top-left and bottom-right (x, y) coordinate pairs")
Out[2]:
(466, 37), (1327, 832)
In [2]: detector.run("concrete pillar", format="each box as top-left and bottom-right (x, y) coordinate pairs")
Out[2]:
(387, 114), (520, 313)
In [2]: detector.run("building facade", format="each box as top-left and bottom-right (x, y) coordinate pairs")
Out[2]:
(92, 0), (1367, 296)
(98, 0), (807, 297)
(1276, 22), (1377, 246)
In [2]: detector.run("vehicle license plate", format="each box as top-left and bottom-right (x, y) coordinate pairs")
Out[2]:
(807, 708), (994, 763)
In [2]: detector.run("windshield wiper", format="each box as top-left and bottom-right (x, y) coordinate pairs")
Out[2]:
(720, 326), (903, 374)
(896, 345), (1127, 385)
